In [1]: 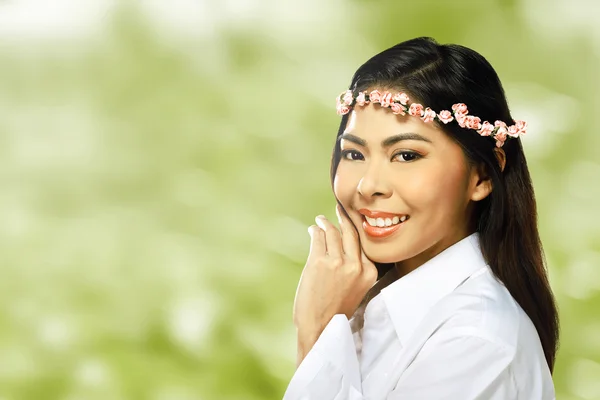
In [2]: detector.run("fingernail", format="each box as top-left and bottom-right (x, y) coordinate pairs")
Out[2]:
(315, 216), (326, 230)
(335, 205), (342, 224)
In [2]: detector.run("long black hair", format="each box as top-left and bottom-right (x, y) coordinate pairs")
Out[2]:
(329, 37), (559, 372)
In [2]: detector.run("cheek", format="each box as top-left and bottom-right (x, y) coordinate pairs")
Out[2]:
(400, 162), (468, 209)
(333, 166), (358, 201)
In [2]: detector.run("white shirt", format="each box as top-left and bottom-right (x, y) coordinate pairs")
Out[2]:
(283, 233), (555, 399)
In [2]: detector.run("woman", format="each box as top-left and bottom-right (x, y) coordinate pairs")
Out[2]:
(284, 37), (559, 399)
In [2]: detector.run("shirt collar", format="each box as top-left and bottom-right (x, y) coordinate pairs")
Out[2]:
(380, 232), (488, 345)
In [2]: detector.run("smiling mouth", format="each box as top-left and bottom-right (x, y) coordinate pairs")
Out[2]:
(360, 214), (410, 238)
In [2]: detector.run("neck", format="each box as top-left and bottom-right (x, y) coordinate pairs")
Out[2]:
(394, 230), (476, 279)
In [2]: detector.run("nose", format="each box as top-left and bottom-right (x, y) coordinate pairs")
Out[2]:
(357, 164), (393, 199)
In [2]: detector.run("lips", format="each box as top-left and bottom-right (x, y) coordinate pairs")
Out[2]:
(357, 208), (409, 238)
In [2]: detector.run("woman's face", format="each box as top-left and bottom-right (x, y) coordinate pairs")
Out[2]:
(333, 103), (491, 274)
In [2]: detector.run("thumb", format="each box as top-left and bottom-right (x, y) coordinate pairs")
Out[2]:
(360, 249), (379, 288)
(361, 249), (374, 266)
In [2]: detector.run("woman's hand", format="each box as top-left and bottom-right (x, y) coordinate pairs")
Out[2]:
(293, 204), (378, 364)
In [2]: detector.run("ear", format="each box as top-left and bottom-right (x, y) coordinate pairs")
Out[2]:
(469, 149), (506, 202)
(469, 162), (493, 202)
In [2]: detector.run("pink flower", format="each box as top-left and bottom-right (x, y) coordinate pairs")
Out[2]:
(369, 90), (382, 104)
(515, 120), (527, 135)
(356, 92), (368, 106)
(421, 107), (436, 123)
(495, 130), (507, 148)
(390, 103), (406, 115)
(393, 92), (410, 105)
(437, 110), (454, 124)
(455, 113), (467, 128)
(342, 90), (354, 106)
(337, 104), (351, 115)
(409, 103), (424, 117)
(507, 125), (520, 138)
(494, 123), (508, 146)
(465, 116), (482, 130)
(380, 92), (393, 108)
(478, 121), (495, 136)
(452, 103), (468, 115)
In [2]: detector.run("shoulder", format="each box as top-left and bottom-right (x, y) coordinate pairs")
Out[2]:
(422, 267), (555, 396)
(429, 266), (550, 375)
(432, 267), (526, 352)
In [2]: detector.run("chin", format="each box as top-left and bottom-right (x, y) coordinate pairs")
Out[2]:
(360, 236), (426, 265)
(363, 247), (407, 265)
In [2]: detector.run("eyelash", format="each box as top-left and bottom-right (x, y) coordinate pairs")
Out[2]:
(340, 149), (422, 163)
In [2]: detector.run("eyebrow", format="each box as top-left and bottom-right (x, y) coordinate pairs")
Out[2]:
(339, 132), (433, 147)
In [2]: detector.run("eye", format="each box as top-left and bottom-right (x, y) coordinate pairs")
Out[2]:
(341, 149), (364, 161)
(393, 151), (421, 162)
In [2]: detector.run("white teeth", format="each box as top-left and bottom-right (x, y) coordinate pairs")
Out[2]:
(364, 215), (408, 227)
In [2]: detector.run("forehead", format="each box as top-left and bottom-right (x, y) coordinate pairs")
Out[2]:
(343, 105), (443, 144)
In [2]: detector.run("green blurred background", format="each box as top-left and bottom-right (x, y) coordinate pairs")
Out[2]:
(0, 1), (599, 399)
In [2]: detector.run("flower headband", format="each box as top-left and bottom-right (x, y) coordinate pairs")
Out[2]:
(336, 89), (527, 148)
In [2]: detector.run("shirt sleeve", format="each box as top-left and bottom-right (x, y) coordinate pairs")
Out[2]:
(283, 314), (364, 400)
(387, 329), (518, 400)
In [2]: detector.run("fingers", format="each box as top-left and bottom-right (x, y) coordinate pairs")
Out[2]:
(307, 225), (326, 259)
(314, 215), (343, 259)
(335, 204), (360, 260)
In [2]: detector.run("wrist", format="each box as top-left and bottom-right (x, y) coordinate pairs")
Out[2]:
(295, 328), (321, 367)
